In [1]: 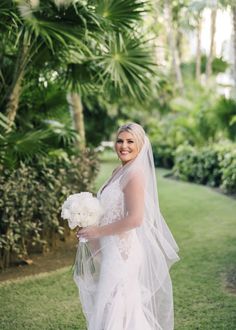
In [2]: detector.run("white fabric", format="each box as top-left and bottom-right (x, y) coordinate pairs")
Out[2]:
(74, 135), (179, 330)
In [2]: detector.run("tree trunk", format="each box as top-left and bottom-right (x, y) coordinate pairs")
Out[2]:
(195, 15), (202, 82)
(233, 6), (236, 91)
(165, 0), (184, 94)
(206, 8), (217, 81)
(5, 42), (29, 130)
(67, 92), (86, 150)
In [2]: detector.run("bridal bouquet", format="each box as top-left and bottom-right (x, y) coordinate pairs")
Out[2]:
(61, 192), (103, 277)
(61, 192), (103, 241)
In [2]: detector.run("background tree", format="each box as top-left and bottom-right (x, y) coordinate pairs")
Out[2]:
(206, 5), (217, 80)
(232, 5), (236, 95)
(1, 0), (155, 148)
(164, 0), (184, 93)
(188, 0), (206, 82)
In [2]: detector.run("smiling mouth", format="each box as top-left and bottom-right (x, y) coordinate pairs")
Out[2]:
(120, 151), (130, 155)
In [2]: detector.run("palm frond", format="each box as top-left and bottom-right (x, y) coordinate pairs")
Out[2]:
(0, 1), (22, 32)
(64, 62), (98, 95)
(96, 0), (147, 29)
(43, 119), (78, 146)
(16, 0), (102, 54)
(47, 148), (70, 162)
(97, 33), (156, 101)
(2, 129), (50, 166)
(0, 112), (13, 131)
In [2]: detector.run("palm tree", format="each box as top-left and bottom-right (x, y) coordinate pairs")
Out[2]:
(218, 0), (236, 95)
(232, 5), (236, 92)
(1, 0), (96, 128)
(164, 0), (184, 94)
(1, 0), (155, 147)
(67, 92), (85, 150)
(195, 15), (203, 82)
(206, 6), (217, 80)
(189, 1), (206, 82)
(189, 0), (218, 82)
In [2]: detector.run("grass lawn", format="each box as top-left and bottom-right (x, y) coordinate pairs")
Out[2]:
(0, 161), (235, 330)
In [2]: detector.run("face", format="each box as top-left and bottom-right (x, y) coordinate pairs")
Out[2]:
(115, 131), (139, 165)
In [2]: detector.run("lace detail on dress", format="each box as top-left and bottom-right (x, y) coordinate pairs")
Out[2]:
(98, 179), (124, 226)
(98, 179), (135, 261)
(117, 233), (132, 261)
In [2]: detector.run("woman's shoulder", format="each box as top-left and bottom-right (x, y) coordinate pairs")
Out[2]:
(120, 167), (145, 190)
(112, 165), (122, 176)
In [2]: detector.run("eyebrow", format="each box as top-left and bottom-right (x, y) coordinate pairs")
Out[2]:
(116, 138), (134, 141)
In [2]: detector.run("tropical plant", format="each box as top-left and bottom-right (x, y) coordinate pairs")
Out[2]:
(213, 97), (236, 141)
(0, 0), (155, 148)
(0, 149), (99, 269)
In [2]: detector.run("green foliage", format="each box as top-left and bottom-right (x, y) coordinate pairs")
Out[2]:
(148, 103), (218, 170)
(146, 79), (236, 178)
(0, 0), (155, 118)
(96, 0), (146, 29)
(96, 33), (155, 101)
(148, 118), (177, 168)
(217, 144), (236, 193)
(201, 54), (229, 74)
(173, 143), (236, 193)
(181, 55), (229, 78)
(213, 97), (236, 141)
(0, 122), (78, 170)
(152, 141), (175, 168)
(0, 150), (99, 269)
(83, 98), (117, 146)
(173, 144), (221, 186)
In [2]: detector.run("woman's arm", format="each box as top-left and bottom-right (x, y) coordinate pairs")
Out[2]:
(77, 174), (145, 240)
(100, 174), (144, 236)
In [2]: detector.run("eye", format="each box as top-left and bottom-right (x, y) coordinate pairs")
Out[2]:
(128, 140), (134, 144)
(116, 139), (123, 143)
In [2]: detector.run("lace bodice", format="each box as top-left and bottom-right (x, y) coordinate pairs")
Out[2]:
(98, 179), (125, 226)
(97, 178), (142, 262)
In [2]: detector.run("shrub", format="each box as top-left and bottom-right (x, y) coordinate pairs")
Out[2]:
(173, 143), (236, 193)
(173, 144), (221, 187)
(0, 149), (99, 269)
(217, 144), (236, 193)
(152, 141), (175, 168)
(148, 117), (179, 169)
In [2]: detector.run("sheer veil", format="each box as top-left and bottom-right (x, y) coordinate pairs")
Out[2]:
(108, 134), (179, 328)
(74, 130), (179, 330)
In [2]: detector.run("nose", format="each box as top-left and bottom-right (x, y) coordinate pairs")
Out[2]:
(121, 141), (128, 148)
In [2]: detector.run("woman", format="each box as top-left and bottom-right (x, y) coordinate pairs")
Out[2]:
(74, 123), (179, 330)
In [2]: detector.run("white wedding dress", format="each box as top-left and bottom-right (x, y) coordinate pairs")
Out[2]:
(74, 136), (179, 330)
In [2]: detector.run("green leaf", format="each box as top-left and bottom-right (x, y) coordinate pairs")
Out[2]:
(96, 0), (147, 29)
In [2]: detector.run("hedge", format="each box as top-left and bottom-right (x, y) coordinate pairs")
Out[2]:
(173, 143), (236, 194)
(0, 149), (99, 269)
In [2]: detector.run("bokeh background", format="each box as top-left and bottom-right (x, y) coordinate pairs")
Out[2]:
(0, 1), (236, 329)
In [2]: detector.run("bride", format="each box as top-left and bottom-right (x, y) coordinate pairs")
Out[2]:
(74, 123), (179, 330)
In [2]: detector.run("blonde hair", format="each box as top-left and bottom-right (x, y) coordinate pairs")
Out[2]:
(116, 123), (145, 151)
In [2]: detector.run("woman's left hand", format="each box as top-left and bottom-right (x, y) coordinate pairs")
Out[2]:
(76, 226), (102, 241)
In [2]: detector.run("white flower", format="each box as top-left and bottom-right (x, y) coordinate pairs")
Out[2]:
(61, 192), (103, 230)
(61, 208), (70, 219)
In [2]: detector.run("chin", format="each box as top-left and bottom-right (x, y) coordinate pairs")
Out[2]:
(121, 158), (132, 164)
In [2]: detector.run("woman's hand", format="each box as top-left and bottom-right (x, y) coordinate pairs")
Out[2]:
(76, 225), (102, 241)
